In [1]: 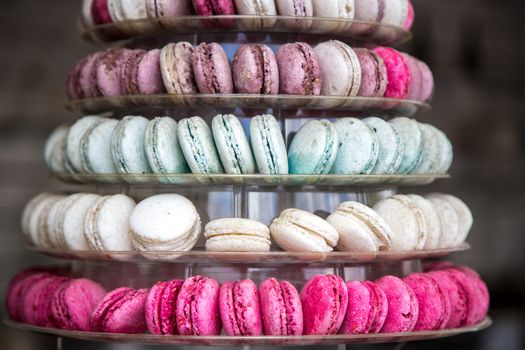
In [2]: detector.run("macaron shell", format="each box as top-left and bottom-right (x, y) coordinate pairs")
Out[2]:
(61, 193), (102, 251)
(270, 218), (333, 252)
(427, 270), (468, 329)
(275, 42), (322, 95)
(192, 0), (235, 15)
(327, 209), (382, 253)
(44, 124), (70, 174)
(100, 288), (149, 333)
(365, 281), (388, 333)
(375, 275), (418, 333)
(192, 42), (233, 94)
(137, 49), (165, 94)
(5, 269), (51, 321)
(233, 44), (279, 95)
(250, 114), (288, 175)
(278, 208), (339, 247)
(160, 42), (198, 94)
(95, 48), (129, 97)
(311, 0), (355, 32)
(206, 235), (271, 252)
(219, 280), (263, 336)
(339, 281), (375, 334)
(275, 0), (314, 30)
(425, 195), (460, 248)
(234, 0), (278, 28)
(455, 266), (490, 323)
(392, 194), (427, 250)
(425, 124), (453, 174)
(23, 276), (70, 327)
(156, 279), (184, 335)
(417, 60), (434, 102)
(355, 48), (388, 98)
(205, 218), (270, 239)
(412, 123), (440, 174)
(430, 193), (473, 246)
(406, 194), (442, 250)
(373, 197), (420, 251)
(80, 118), (119, 174)
(389, 117), (424, 174)
(373, 47), (411, 99)
(364, 117), (404, 174)
(111, 116), (152, 174)
(66, 116), (103, 173)
(92, 0), (113, 24)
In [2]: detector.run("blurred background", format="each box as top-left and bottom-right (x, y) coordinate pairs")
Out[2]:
(0, 0), (524, 349)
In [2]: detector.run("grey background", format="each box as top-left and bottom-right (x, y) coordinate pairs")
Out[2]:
(0, 0), (524, 349)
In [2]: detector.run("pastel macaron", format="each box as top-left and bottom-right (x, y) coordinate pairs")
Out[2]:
(276, 0), (313, 30)
(44, 124), (70, 175)
(406, 194), (442, 250)
(355, 48), (388, 98)
(145, 279), (184, 335)
(276, 42), (322, 95)
(93, 48), (130, 97)
(66, 115), (104, 173)
(425, 124), (453, 174)
(178, 116), (224, 174)
(192, 42), (233, 94)
(250, 114), (288, 175)
(389, 117), (424, 174)
(425, 194), (460, 248)
(301, 274), (348, 335)
(79, 118), (119, 174)
(427, 193), (472, 247)
(375, 275), (418, 333)
(176, 276), (222, 335)
(205, 218), (271, 252)
(270, 208), (339, 252)
(91, 287), (149, 333)
(120, 49), (166, 95)
(314, 40), (361, 97)
(219, 279), (263, 336)
(312, 0), (355, 32)
(160, 42), (198, 94)
(288, 119), (339, 175)
(232, 44), (279, 94)
(146, 0), (194, 19)
(51, 278), (107, 331)
(332, 118), (379, 175)
(373, 47), (411, 99)
(363, 117), (404, 174)
(234, 0), (278, 28)
(212, 114), (256, 174)
(259, 278), (303, 335)
(111, 116), (152, 175)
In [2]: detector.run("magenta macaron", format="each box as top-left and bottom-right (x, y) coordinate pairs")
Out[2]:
(373, 47), (411, 99)
(191, 0), (236, 27)
(354, 48), (388, 98)
(6, 269), (52, 321)
(91, 287), (149, 334)
(375, 275), (419, 333)
(91, 0), (113, 25)
(219, 279), (263, 336)
(300, 274), (348, 335)
(192, 42), (234, 94)
(22, 275), (70, 327)
(259, 278), (303, 336)
(176, 276), (222, 335)
(339, 281), (388, 334)
(51, 278), (106, 331)
(276, 42), (322, 96)
(232, 44), (279, 95)
(145, 279), (184, 335)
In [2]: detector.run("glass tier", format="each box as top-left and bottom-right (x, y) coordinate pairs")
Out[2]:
(4, 318), (492, 346)
(81, 16), (411, 47)
(67, 94), (430, 116)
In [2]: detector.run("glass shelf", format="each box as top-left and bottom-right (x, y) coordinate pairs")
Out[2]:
(81, 15), (411, 47)
(4, 317), (492, 346)
(67, 94), (430, 116)
(28, 244), (470, 264)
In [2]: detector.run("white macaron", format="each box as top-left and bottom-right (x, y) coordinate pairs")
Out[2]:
(205, 218), (271, 252)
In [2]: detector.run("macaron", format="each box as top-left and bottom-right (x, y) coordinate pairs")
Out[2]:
(373, 0), (410, 39)
(403, 273), (451, 331)
(145, 117), (190, 176)
(111, 116), (152, 175)
(275, 0), (313, 30)
(22, 275), (70, 327)
(46, 196), (77, 249)
(259, 278), (303, 336)
(425, 124), (453, 174)
(66, 115), (104, 173)
(355, 48), (388, 98)
(120, 49), (147, 95)
(301, 274), (348, 335)
(91, 287), (149, 333)
(34, 195), (66, 249)
(81, 0), (96, 28)
(135, 49), (165, 95)
(66, 56), (88, 101)
(405, 0), (415, 29)
(327, 201), (393, 253)
(406, 194), (442, 250)
(219, 279), (263, 336)
(176, 276), (222, 335)
(234, 0), (278, 28)
(275, 42), (322, 95)
(160, 42), (198, 94)
(312, 0), (355, 32)
(250, 114), (288, 175)
(192, 42), (233, 94)
(108, 0), (152, 34)
(339, 280), (387, 334)
(288, 119), (338, 175)
(332, 118), (379, 175)
(270, 208), (339, 252)
(427, 193), (472, 247)
(417, 60), (434, 102)
(84, 194), (136, 252)
(425, 194), (460, 248)
(439, 268), (481, 327)
(232, 44), (279, 95)
(79, 118), (119, 174)
(364, 117), (404, 174)
(5, 269), (52, 321)
(454, 265), (490, 323)
(44, 124), (70, 175)
(373, 47), (411, 99)
(389, 117), (424, 174)
(352, 0), (386, 35)
(79, 52), (103, 99)
(147, 0), (194, 19)
(93, 48), (130, 97)
(51, 278), (106, 331)
(130, 194), (201, 253)
(314, 40), (361, 97)
(146, 279), (184, 335)
(427, 270), (468, 329)
(192, 0), (235, 16)
(21, 193), (57, 246)
(92, 0), (113, 25)
(212, 114), (256, 174)
(205, 218), (271, 252)
(375, 275), (418, 333)
(411, 123), (440, 174)
(178, 116), (224, 174)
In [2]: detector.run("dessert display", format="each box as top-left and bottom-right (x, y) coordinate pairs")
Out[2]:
(4, 0), (491, 348)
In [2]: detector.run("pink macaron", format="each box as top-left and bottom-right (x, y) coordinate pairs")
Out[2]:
(22, 275), (70, 327)
(176, 276), (222, 336)
(375, 275), (419, 333)
(404, 0), (415, 30)
(219, 279), (263, 336)
(276, 42), (322, 96)
(145, 280), (184, 335)
(91, 287), (149, 334)
(259, 278), (303, 336)
(192, 0), (236, 27)
(51, 278), (106, 331)
(92, 48), (131, 97)
(120, 49), (165, 95)
(232, 44), (279, 95)
(339, 280), (388, 334)
(91, 0), (112, 25)
(6, 269), (53, 322)
(354, 48), (388, 98)
(403, 273), (451, 330)
(373, 47), (411, 99)
(454, 266), (490, 323)
(427, 270), (468, 329)
(192, 42), (234, 94)
(120, 49), (148, 95)
(301, 274), (348, 335)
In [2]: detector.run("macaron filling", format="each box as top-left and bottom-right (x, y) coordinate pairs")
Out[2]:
(297, 43), (320, 95)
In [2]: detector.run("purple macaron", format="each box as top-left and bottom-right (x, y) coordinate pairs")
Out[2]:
(275, 42), (322, 95)
(355, 48), (388, 98)
(192, 42), (233, 94)
(232, 44), (279, 94)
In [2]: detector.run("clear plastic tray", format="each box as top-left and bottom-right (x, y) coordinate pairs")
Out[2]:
(4, 317), (492, 346)
(67, 94), (430, 116)
(81, 16), (411, 47)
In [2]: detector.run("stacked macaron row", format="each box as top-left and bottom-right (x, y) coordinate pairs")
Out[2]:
(6, 262), (488, 335)
(83, 0), (414, 34)
(45, 115), (451, 177)
(67, 41), (433, 103)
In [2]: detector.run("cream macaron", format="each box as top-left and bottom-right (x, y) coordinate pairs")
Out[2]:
(205, 218), (271, 252)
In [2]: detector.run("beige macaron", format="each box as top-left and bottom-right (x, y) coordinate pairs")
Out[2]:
(406, 194), (443, 250)
(427, 193), (472, 247)
(205, 218), (271, 252)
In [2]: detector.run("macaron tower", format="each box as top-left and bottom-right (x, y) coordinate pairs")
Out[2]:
(6, 0), (490, 348)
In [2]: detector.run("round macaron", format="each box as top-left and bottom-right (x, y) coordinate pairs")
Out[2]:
(234, 0), (278, 29)
(375, 275), (418, 333)
(389, 117), (424, 174)
(355, 48), (388, 98)
(312, 0), (355, 32)
(192, 42), (233, 94)
(364, 117), (404, 174)
(427, 193), (471, 247)
(160, 42), (198, 94)
(34, 195), (66, 249)
(6, 269), (54, 321)
(79, 118), (119, 174)
(22, 275), (70, 327)
(332, 118), (379, 175)
(147, 0), (194, 19)
(406, 194), (442, 250)
(66, 116), (104, 173)
(92, 0), (113, 25)
(120, 49), (148, 95)
(111, 116), (152, 175)
(288, 119), (339, 175)
(219, 279), (263, 336)
(425, 194), (460, 248)
(373, 47), (411, 99)
(205, 218), (271, 252)
(275, 42), (322, 95)
(250, 114), (288, 175)
(93, 48), (130, 97)
(21, 193), (57, 246)
(135, 49), (166, 95)
(259, 278), (303, 336)
(232, 44), (279, 94)
(146, 279), (184, 335)
(275, 0), (313, 30)
(424, 124), (453, 174)
(411, 123), (440, 174)
(44, 124), (70, 175)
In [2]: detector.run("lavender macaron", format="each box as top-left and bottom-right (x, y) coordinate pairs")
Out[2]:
(192, 42), (233, 94)
(355, 48), (388, 98)
(121, 49), (166, 95)
(276, 42), (322, 95)
(233, 44), (279, 95)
